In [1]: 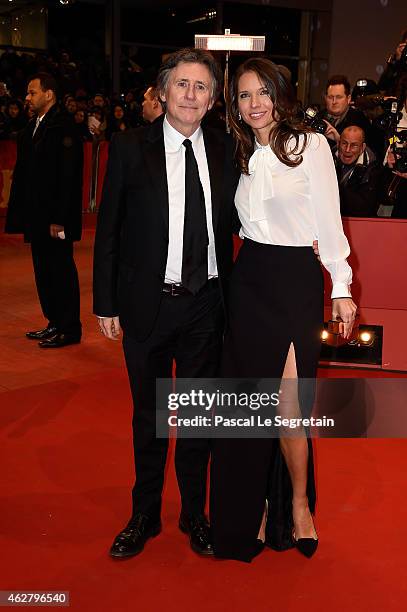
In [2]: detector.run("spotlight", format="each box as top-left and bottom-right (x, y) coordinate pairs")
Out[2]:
(320, 324), (382, 367)
(195, 32), (265, 52)
(359, 331), (375, 347)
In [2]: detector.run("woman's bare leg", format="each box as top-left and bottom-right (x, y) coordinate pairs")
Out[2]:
(257, 500), (268, 542)
(278, 343), (317, 540)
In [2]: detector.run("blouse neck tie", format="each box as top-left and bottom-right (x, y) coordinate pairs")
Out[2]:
(248, 145), (276, 222)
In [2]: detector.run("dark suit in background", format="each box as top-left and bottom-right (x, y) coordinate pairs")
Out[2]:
(5, 104), (83, 338)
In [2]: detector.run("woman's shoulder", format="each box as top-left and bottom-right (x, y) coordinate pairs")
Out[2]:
(302, 131), (329, 152)
(284, 131), (324, 161)
(283, 131), (332, 170)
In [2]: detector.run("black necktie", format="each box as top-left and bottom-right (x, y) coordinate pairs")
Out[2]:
(181, 139), (209, 294)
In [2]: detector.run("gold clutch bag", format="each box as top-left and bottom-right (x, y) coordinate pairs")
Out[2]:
(324, 315), (360, 347)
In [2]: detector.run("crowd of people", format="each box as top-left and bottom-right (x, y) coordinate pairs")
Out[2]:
(0, 47), (153, 142)
(1, 30), (406, 220)
(0, 80), (149, 142)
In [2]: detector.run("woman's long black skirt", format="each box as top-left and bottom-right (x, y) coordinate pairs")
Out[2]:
(210, 239), (324, 562)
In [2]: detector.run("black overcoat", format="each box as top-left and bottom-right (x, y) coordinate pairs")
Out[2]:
(5, 104), (83, 242)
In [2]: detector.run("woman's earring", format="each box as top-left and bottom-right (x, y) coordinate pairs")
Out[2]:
(238, 112), (242, 121)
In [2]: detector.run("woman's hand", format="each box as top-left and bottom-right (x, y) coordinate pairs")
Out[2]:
(332, 298), (358, 340)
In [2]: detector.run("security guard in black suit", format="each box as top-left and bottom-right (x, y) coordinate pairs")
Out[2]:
(5, 72), (83, 348)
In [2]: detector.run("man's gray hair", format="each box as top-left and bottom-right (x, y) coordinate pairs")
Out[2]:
(157, 48), (223, 104)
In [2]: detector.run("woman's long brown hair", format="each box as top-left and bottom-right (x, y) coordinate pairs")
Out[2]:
(228, 57), (310, 174)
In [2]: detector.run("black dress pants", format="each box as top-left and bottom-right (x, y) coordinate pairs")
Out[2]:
(30, 237), (81, 336)
(123, 281), (223, 521)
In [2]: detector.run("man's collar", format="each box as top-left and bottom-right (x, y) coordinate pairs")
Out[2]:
(36, 103), (58, 122)
(327, 107), (350, 126)
(163, 115), (202, 151)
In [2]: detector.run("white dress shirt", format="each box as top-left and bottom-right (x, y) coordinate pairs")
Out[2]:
(163, 115), (217, 284)
(236, 132), (352, 298)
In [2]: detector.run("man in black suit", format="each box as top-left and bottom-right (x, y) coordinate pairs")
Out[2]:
(93, 48), (239, 558)
(5, 72), (83, 347)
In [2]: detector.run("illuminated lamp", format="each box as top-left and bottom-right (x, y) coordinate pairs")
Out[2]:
(195, 30), (265, 131)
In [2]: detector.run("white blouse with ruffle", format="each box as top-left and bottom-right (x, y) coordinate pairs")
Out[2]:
(235, 132), (352, 298)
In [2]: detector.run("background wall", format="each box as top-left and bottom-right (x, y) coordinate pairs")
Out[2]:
(329, 0), (406, 87)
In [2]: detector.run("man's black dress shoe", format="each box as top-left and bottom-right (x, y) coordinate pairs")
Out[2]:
(26, 326), (57, 340)
(110, 514), (162, 558)
(38, 333), (81, 348)
(179, 514), (214, 556)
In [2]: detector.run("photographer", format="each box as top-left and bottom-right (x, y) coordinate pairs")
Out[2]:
(383, 75), (407, 218)
(321, 75), (372, 150)
(335, 126), (382, 217)
(378, 29), (407, 95)
(352, 79), (397, 161)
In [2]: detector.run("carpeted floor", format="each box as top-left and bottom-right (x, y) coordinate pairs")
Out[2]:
(1, 228), (406, 611)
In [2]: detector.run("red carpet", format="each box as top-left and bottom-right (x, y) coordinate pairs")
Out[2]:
(1, 229), (406, 611)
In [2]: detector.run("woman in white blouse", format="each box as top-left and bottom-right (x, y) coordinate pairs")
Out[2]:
(210, 58), (357, 562)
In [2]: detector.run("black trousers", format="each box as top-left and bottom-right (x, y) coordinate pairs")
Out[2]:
(30, 237), (81, 336)
(123, 281), (223, 520)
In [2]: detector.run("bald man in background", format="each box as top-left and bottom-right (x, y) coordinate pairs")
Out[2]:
(335, 125), (382, 217)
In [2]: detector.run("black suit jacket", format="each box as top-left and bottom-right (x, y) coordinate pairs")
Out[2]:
(5, 104), (83, 242)
(93, 115), (240, 341)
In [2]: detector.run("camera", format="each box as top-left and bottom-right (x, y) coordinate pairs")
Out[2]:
(353, 85), (399, 123)
(303, 107), (327, 134)
(352, 78), (379, 103)
(392, 129), (407, 173)
(375, 99), (402, 131)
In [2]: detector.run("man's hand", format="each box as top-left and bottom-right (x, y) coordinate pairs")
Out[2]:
(312, 240), (320, 262)
(50, 224), (64, 238)
(323, 120), (340, 144)
(332, 298), (358, 340)
(387, 150), (396, 168)
(98, 316), (121, 340)
(387, 151), (407, 178)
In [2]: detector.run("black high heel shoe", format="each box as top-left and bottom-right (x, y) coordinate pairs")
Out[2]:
(292, 529), (318, 558)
